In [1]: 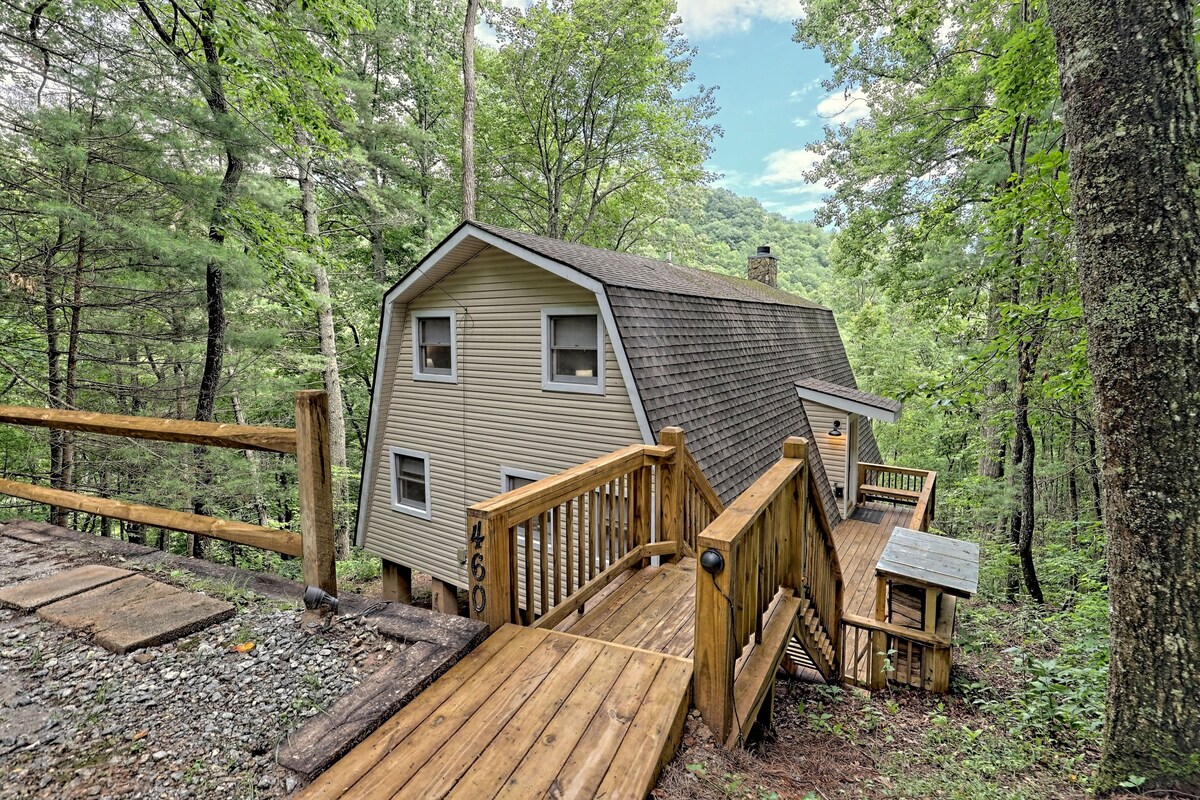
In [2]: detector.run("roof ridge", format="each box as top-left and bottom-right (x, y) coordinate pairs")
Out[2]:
(469, 221), (828, 311)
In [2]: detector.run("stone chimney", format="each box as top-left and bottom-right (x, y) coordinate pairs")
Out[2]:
(747, 245), (778, 288)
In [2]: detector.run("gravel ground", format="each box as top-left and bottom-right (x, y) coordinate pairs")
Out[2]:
(0, 581), (398, 799)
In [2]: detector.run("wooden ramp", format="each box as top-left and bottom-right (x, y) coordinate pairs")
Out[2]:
(299, 624), (692, 800)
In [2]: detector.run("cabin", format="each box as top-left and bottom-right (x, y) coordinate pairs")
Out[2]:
(307, 224), (975, 795)
(355, 222), (901, 606)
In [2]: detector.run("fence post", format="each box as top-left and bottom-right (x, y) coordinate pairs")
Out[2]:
(782, 437), (807, 591)
(658, 427), (685, 558)
(295, 390), (337, 599)
(694, 535), (736, 745)
(468, 509), (514, 631)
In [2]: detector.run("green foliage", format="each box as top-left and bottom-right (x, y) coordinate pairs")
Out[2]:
(478, 0), (719, 248)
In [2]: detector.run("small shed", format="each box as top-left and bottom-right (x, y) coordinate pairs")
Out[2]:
(873, 526), (980, 691)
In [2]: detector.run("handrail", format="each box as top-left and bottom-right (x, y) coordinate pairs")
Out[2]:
(685, 450), (724, 516)
(0, 392), (336, 597)
(0, 405), (298, 453)
(470, 444), (648, 525)
(856, 462), (937, 531)
(695, 436), (835, 745)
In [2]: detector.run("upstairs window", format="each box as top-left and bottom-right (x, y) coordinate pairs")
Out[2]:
(413, 310), (456, 383)
(390, 447), (431, 519)
(542, 308), (604, 394)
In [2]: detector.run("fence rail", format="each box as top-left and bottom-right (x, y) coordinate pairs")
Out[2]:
(0, 391), (336, 597)
(840, 613), (950, 692)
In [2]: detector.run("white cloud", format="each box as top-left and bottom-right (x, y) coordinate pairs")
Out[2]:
(815, 87), (871, 123)
(788, 78), (823, 101)
(712, 166), (751, 191)
(778, 198), (826, 218)
(674, 0), (801, 39)
(753, 148), (823, 186)
(792, 117), (809, 128)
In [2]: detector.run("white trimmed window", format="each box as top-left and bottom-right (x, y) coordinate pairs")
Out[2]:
(541, 307), (604, 394)
(389, 447), (431, 519)
(502, 467), (550, 549)
(412, 310), (456, 383)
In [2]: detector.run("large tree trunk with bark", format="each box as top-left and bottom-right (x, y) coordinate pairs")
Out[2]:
(1048, 0), (1200, 792)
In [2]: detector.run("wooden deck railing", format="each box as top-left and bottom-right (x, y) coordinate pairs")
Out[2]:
(694, 437), (841, 746)
(857, 462), (937, 530)
(466, 426), (719, 632)
(0, 391), (337, 597)
(681, 447), (724, 555)
(845, 463), (948, 691)
(840, 613), (951, 692)
(801, 463), (844, 674)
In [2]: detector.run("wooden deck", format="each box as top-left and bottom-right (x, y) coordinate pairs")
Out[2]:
(556, 558), (697, 658)
(832, 502), (914, 616)
(298, 624), (692, 800)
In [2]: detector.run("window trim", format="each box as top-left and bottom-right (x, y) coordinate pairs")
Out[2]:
(389, 446), (432, 520)
(540, 306), (605, 395)
(500, 466), (551, 493)
(501, 467), (552, 551)
(412, 309), (457, 384)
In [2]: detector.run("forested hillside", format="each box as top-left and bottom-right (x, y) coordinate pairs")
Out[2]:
(0, 0), (823, 563)
(1, 0), (1197, 796)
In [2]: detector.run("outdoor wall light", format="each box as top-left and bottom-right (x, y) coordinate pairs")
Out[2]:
(829, 420), (843, 437)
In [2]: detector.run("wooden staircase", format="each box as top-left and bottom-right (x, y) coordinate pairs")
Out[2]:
(795, 596), (837, 680)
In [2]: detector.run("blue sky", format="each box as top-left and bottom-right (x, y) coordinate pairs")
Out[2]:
(681, 4), (863, 221)
(485, 1), (867, 221)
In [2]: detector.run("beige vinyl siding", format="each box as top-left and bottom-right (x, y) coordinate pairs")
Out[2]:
(804, 400), (851, 517)
(363, 247), (645, 585)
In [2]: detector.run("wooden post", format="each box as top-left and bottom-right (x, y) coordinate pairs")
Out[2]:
(658, 427), (685, 559)
(782, 437), (807, 591)
(381, 559), (413, 604)
(694, 536), (736, 744)
(295, 390), (337, 598)
(869, 573), (888, 690)
(468, 509), (515, 631)
(432, 579), (459, 616)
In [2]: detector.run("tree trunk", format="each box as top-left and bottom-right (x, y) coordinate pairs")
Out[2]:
(226, 355), (268, 528)
(42, 224), (64, 526)
(1048, 0), (1200, 791)
(1013, 360), (1044, 603)
(461, 0), (479, 221)
(1086, 425), (1103, 522)
(299, 145), (350, 556)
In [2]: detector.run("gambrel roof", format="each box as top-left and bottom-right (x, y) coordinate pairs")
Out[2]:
(356, 222), (888, 543)
(466, 223), (883, 519)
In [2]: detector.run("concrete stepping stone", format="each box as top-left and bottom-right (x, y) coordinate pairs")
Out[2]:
(0, 564), (133, 611)
(37, 575), (235, 654)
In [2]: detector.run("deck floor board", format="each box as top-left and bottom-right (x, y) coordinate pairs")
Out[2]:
(298, 625), (691, 800)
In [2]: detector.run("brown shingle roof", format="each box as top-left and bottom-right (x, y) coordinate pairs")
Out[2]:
(472, 222), (828, 310)
(460, 223), (883, 522)
(796, 376), (902, 416)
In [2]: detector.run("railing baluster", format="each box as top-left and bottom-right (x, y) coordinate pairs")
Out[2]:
(524, 515), (533, 623)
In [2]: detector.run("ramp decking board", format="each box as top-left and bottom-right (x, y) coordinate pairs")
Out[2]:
(298, 626), (692, 800)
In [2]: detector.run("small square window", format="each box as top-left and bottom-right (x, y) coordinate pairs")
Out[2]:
(390, 447), (431, 519)
(413, 311), (456, 383)
(542, 309), (604, 394)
